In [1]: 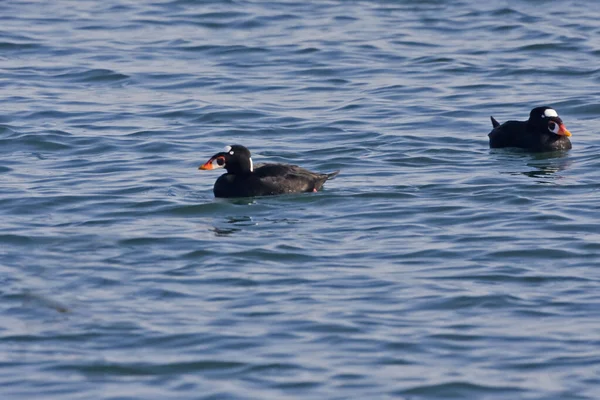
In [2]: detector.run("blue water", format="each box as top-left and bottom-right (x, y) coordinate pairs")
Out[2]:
(2, 0), (600, 399)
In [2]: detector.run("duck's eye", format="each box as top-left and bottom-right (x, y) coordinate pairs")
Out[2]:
(548, 121), (560, 134)
(216, 157), (225, 166)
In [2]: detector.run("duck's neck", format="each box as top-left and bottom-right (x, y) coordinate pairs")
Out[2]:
(226, 157), (253, 175)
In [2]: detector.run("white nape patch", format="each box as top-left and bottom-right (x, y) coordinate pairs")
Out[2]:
(249, 157), (254, 172)
(544, 109), (558, 118)
(224, 145), (232, 153)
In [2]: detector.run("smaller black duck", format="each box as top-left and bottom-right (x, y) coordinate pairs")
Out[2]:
(199, 145), (339, 198)
(488, 106), (572, 152)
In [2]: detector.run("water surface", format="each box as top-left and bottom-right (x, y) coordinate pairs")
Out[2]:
(2, 0), (600, 399)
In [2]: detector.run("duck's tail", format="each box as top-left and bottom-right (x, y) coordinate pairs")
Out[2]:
(325, 170), (340, 180)
(490, 116), (500, 128)
(312, 170), (340, 192)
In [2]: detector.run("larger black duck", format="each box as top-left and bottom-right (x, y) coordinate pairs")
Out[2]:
(199, 145), (339, 198)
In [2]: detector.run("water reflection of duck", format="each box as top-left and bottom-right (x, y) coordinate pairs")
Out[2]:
(489, 106), (572, 152)
(199, 145), (339, 198)
(522, 164), (562, 179)
(522, 152), (571, 180)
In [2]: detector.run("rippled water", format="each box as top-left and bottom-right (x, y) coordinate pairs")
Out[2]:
(2, 0), (600, 399)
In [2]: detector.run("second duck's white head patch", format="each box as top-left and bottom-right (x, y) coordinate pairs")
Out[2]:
(543, 109), (558, 118)
(224, 145), (234, 155)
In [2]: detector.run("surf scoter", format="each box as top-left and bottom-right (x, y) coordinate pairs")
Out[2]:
(199, 145), (339, 198)
(488, 106), (572, 152)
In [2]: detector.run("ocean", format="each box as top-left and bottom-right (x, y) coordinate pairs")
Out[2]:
(1, 0), (600, 398)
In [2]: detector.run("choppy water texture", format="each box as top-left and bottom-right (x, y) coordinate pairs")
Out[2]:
(2, 0), (600, 399)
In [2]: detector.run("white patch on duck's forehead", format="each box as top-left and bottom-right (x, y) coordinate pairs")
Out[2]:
(543, 109), (558, 118)
(249, 157), (254, 172)
(224, 145), (233, 154)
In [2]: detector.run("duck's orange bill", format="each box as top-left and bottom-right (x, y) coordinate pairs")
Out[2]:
(199, 156), (225, 170)
(558, 124), (572, 137)
(199, 160), (214, 170)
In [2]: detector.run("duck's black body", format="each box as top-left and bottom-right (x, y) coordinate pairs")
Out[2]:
(212, 163), (339, 198)
(488, 106), (572, 152)
(200, 145), (339, 198)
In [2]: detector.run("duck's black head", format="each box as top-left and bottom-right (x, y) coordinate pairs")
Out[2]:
(199, 145), (254, 175)
(527, 106), (572, 138)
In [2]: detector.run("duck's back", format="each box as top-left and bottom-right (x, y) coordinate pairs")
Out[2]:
(488, 120), (528, 148)
(258, 163), (337, 192)
(213, 163), (338, 198)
